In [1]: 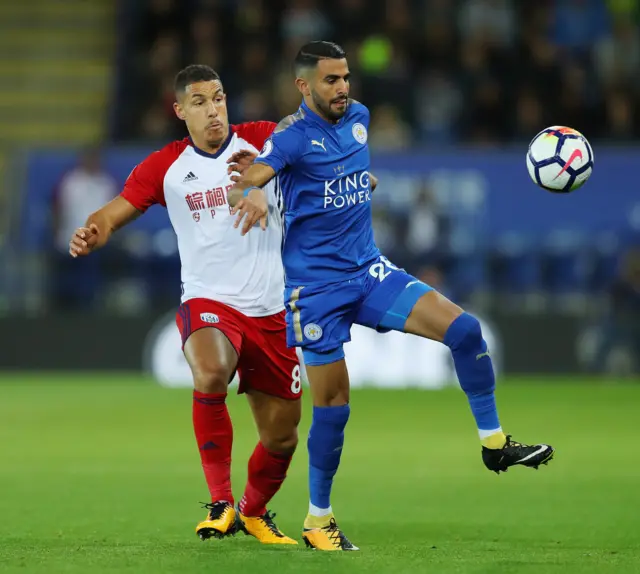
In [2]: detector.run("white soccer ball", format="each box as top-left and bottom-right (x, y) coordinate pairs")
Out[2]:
(526, 126), (594, 193)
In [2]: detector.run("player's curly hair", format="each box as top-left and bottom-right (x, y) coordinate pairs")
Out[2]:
(294, 41), (346, 75)
(174, 65), (220, 95)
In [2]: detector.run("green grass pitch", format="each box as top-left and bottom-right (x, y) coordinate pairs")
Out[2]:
(0, 374), (638, 573)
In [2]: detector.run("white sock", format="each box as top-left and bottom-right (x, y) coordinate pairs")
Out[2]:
(308, 502), (332, 517)
(478, 427), (503, 440)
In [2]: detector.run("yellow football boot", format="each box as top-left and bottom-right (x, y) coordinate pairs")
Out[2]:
(237, 508), (298, 545)
(302, 513), (359, 551)
(196, 501), (237, 540)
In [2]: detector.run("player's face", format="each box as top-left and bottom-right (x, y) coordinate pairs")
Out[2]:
(174, 80), (229, 150)
(309, 59), (350, 122)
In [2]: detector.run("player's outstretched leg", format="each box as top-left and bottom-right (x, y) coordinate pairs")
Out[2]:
(181, 327), (239, 540)
(301, 354), (358, 551)
(403, 291), (555, 473)
(237, 390), (300, 545)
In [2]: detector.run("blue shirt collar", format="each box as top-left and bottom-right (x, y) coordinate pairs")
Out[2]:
(300, 100), (347, 128)
(189, 129), (233, 158)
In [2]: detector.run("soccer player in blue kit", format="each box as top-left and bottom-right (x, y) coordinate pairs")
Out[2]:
(228, 41), (555, 551)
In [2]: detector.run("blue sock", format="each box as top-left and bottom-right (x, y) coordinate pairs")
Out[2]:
(443, 313), (501, 433)
(307, 404), (350, 512)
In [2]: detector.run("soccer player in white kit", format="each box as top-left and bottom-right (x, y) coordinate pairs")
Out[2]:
(68, 65), (300, 545)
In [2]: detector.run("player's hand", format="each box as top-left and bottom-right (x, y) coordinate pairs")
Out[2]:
(231, 189), (268, 235)
(227, 149), (258, 182)
(69, 223), (100, 257)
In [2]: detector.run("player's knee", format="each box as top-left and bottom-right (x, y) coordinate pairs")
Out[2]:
(191, 361), (233, 394)
(303, 348), (350, 406)
(261, 426), (299, 454)
(443, 312), (483, 352)
(314, 385), (349, 407)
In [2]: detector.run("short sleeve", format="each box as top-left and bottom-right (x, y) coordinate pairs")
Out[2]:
(232, 121), (276, 151)
(255, 128), (303, 174)
(351, 99), (370, 128)
(120, 140), (186, 211)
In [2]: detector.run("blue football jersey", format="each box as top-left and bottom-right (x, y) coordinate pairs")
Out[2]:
(255, 99), (380, 285)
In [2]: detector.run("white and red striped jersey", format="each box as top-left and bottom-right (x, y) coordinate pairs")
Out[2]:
(121, 121), (285, 316)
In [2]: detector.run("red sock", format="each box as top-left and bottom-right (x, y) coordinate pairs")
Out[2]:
(193, 391), (234, 504)
(239, 442), (293, 517)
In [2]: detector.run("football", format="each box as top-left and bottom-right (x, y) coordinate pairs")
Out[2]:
(526, 126), (594, 193)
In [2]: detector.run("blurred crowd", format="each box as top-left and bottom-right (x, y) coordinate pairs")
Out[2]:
(32, 0), (640, 373)
(115, 0), (640, 147)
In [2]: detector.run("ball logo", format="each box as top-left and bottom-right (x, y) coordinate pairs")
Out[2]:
(352, 123), (367, 145)
(258, 139), (273, 158)
(304, 323), (323, 341)
(554, 149), (583, 180)
(200, 313), (219, 324)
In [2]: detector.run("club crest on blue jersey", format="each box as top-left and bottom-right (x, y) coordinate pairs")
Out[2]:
(352, 123), (367, 144)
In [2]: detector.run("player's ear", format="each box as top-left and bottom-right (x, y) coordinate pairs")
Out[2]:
(295, 77), (310, 97)
(173, 101), (186, 121)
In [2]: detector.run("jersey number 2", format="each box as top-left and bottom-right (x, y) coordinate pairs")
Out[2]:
(369, 256), (398, 282)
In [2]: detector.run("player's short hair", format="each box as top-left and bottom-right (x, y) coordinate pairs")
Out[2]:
(294, 41), (346, 76)
(174, 65), (221, 96)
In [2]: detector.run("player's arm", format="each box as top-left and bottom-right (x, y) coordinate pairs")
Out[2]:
(229, 126), (301, 235)
(70, 148), (167, 257)
(370, 172), (378, 192)
(226, 149), (258, 182)
(226, 163), (275, 236)
(227, 163), (275, 208)
(69, 197), (140, 257)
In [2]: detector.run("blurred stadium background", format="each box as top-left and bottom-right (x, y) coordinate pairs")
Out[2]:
(1, 1), (639, 572)
(1, 0), (640, 376)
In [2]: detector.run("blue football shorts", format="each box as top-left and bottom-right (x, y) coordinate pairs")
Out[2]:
(283, 255), (433, 365)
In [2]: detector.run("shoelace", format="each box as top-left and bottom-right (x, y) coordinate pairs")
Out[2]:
(323, 518), (348, 547)
(259, 510), (284, 538)
(201, 501), (230, 520)
(505, 435), (529, 449)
